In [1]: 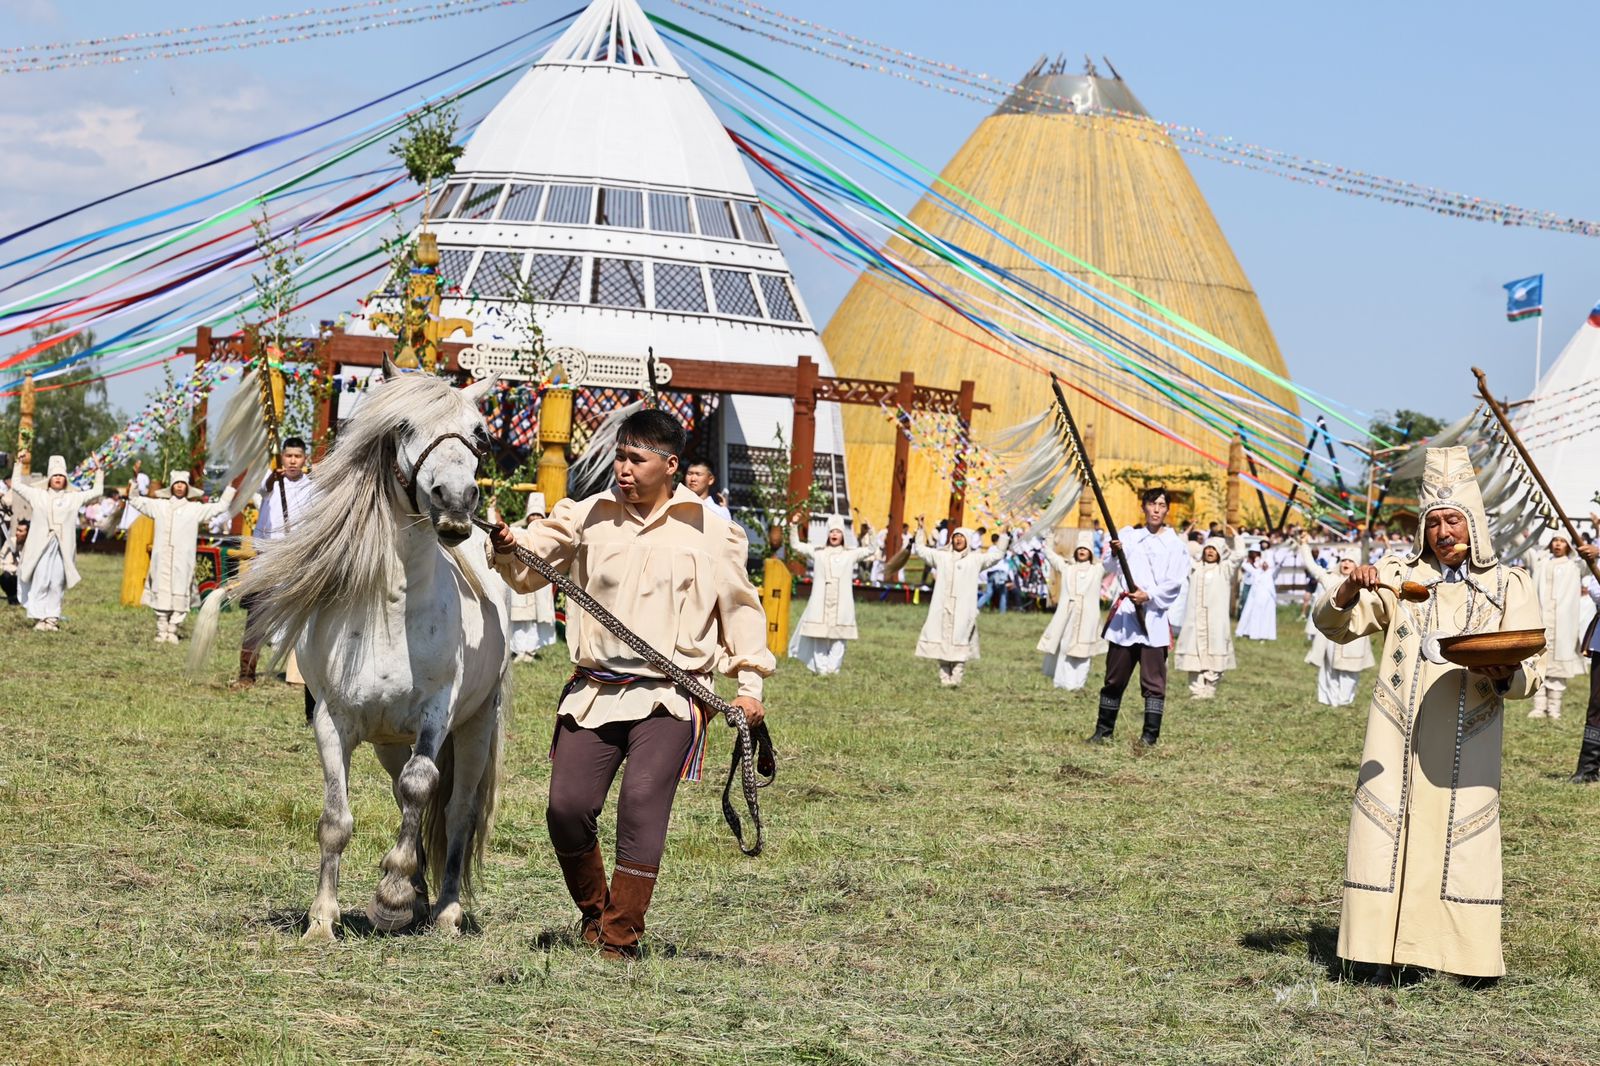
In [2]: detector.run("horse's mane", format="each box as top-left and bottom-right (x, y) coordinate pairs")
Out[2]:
(237, 372), (479, 650)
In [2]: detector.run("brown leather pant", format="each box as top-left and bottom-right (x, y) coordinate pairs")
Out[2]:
(546, 710), (694, 868)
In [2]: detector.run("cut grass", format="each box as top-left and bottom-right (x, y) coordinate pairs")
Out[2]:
(1, 554), (1597, 1064)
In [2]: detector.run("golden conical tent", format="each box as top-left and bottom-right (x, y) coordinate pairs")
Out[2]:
(822, 67), (1300, 529)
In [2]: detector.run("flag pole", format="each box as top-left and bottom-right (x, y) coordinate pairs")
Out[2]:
(1534, 310), (1544, 392)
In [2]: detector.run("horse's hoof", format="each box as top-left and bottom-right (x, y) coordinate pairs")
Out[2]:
(432, 902), (464, 936)
(302, 916), (337, 942)
(366, 898), (416, 933)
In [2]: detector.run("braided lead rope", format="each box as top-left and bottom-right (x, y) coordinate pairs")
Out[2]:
(473, 516), (767, 856)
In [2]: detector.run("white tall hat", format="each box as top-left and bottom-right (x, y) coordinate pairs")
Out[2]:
(525, 491), (547, 516)
(1405, 446), (1495, 568)
(46, 455), (67, 478)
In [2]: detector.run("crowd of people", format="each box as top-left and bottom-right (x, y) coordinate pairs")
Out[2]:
(7, 429), (1599, 980)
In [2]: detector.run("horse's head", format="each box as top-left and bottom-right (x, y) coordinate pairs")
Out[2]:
(385, 354), (496, 547)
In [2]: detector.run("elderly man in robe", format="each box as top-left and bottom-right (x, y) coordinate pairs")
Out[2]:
(10, 453), (103, 631)
(128, 471), (236, 643)
(1314, 447), (1542, 979)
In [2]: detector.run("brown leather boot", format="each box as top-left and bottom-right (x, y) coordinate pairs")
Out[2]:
(230, 647), (260, 690)
(554, 843), (608, 945)
(599, 860), (658, 959)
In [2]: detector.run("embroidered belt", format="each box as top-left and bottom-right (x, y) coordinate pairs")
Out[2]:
(553, 665), (711, 782)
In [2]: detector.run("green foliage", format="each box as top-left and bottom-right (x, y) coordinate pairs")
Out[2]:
(245, 212), (317, 444)
(490, 454), (542, 525)
(0, 329), (125, 477)
(741, 426), (830, 564)
(391, 103), (464, 223)
(1369, 408), (1446, 523)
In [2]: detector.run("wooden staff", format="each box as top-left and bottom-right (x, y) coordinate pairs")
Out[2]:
(1473, 367), (1600, 584)
(1049, 374), (1146, 635)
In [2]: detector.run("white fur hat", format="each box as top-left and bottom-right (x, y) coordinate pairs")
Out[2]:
(46, 455), (67, 478)
(525, 491), (547, 517)
(825, 514), (847, 533)
(169, 470), (192, 487)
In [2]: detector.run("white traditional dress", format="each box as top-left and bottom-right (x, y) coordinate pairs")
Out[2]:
(1313, 447), (1542, 977)
(10, 457), (103, 627)
(1037, 531), (1106, 690)
(508, 493), (558, 662)
(1235, 555), (1279, 641)
(913, 527), (1007, 686)
(1528, 545), (1589, 719)
(128, 473), (237, 642)
(788, 515), (876, 675)
(1299, 542), (1375, 706)
(1174, 535), (1245, 697)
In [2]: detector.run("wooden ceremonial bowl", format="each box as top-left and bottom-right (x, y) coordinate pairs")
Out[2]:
(1436, 629), (1546, 669)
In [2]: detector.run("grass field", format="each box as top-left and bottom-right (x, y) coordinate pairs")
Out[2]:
(2, 553), (1598, 1064)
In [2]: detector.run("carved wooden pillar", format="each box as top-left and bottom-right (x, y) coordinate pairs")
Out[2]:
(946, 378), (975, 529)
(885, 371), (915, 560)
(786, 355), (818, 530)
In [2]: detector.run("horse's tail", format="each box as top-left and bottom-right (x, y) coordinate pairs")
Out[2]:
(185, 586), (231, 679)
(422, 661), (509, 902)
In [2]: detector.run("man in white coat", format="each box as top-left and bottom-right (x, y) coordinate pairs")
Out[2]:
(1088, 486), (1190, 742)
(10, 453), (103, 631)
(1090, 487), (1191, 746)
(235, 437), (318, 684)
(127, 471), (236, 643)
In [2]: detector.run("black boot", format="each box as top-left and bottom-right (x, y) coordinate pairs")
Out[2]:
(1140, 696), (1165, 747)
(1087, 693), (1120, 743)
(1571, 726), (1600, 784)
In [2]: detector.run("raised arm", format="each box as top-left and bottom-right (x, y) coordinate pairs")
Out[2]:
(1043, 544), (1068, 573)
(1312, 560), (1395, 642)
(909, 525), (937, 566)
(125, 492), (158, 518)
(197, 485), (238, 522)
(788, 521), (814, 560)
(1297, 539), (1330, 584)
(489, 497), (581, 593)
(977, 534), (1011, 569)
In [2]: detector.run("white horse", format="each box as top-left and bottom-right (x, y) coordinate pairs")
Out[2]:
(191, 359), (510, 939)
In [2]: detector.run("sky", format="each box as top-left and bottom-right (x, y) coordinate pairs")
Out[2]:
(5, 0), (1599, 434)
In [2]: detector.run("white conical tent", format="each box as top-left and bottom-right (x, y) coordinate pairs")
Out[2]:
(1516, 303), (1600, 526)
(353, 0), (849, 512)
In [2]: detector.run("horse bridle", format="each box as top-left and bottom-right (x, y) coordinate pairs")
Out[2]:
(393, 432), (484, 514)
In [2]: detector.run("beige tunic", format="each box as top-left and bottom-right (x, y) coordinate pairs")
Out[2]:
(791, 530), (875, 640)
(491, 484), (774, 727)
(912, 533), (1007, 662)
(10, 467), (103, 589)
(1173, 537), (1245, 672)
(1530, 549), (1588, 680)
(1036, 549), (1106, 659)
(128, 489), (237, 613)
(1314, 555), (1542, 977)
(1300, 544), (1376, 672)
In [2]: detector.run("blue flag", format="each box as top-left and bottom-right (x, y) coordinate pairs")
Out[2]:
(1503, 274), (1544, 321)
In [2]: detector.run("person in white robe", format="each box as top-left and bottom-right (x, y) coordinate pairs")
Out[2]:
(118, 460), (150, 533)
(507, 492), (559, 662)
(1174, 528), (1245, 698)
(912, 517), (1008, 687)
(1314, 446), (1542, 978)
(1235, 548), (1279, 641)
(1037, 530), (1108, 690)
(1298, 535), (1374, 706)
(127, 471), (236, 643)
(1091, 487), (1191, 745)
(788, 514), (877, 675)
(1527, 536), (1589, 720)
(10, 453), (104, 631)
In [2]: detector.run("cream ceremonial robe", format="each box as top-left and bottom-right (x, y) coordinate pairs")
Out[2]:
(1530, 549), (1588, 681)
(1235, 559), (1279, 640)
(10, 467), (103, 592)
(1174, 539), (1245, 673)
(1314, 557), (1542, 977)
(913, 531), (1007, 663)
(507, 512), (558, 657)
(1037, 548), (1106, 688)
(791, 531), (875, 641)
(128, 489), (236, 613)
(1300, 544), (1376, 683)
